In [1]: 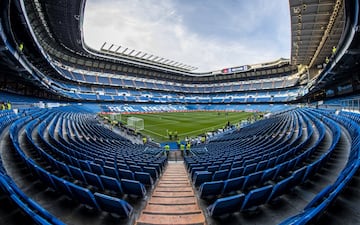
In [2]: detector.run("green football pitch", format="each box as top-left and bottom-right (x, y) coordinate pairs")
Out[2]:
(120, 111), (253, 142)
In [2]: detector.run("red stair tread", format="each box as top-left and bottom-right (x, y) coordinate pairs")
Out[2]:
(143, 204), (201, 214)
(136, 213), (205, 225)
(149, 196), (196, 205)
(136, 163), (206, 225)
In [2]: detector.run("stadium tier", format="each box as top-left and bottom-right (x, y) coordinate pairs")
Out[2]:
(0, 0), (360, 225)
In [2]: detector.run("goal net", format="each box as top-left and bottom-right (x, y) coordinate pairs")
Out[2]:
(109, 113), (121, 122)
(127, 117), (144, 131)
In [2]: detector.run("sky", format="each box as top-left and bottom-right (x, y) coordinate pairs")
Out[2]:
(83, 0), (291, 72)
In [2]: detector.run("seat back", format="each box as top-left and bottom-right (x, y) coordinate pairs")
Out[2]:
(100, 175), (123, 194)
(222, 176), (245, 194)
(207, 193), (245, 217)
(241, 185), (273, 211)
(199, 181), (224, 198)
(94, 192), (133, 218)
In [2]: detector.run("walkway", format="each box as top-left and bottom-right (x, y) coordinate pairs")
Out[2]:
(136, 162), (206, 225)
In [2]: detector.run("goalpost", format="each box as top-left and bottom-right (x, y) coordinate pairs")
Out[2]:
(127, 117), (144, 131)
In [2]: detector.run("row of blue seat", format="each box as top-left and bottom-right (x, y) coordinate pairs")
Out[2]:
(6, 108), (155, 221)
(280, 108), (360, 224)
(192, 108), (342, 218)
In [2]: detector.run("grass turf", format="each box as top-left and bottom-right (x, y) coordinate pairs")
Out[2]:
(120, 111), (253, 142)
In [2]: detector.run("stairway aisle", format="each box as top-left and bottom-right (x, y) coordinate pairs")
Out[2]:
(136, 162), (206, 225)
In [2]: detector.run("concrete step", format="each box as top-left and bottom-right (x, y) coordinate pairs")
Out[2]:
(136, 163), (206, 225)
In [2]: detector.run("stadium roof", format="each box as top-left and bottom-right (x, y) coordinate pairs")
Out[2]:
(290, 0), (345, 68)
(23, 0), (344, 79)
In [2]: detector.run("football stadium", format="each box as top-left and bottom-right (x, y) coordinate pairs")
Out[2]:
(0, 0), (359, 224)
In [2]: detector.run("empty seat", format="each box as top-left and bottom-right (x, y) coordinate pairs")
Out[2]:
(292, 166), (307, 186)
(67, 182), (100, 210)
(212, 169), (229, 181)
(103, 165), (118, 178)
(100, 175), (123, 194)
(83, 171), (104, 191)
(121, 179), (146, 197)
(228, 167), (244, 179)
(134, 172), (153, 186)
(142, 167), (158, 180)
(90, 163), (104, 175)
(78, 160), (92, 172)
(274, 162), (289, 179)
(219, 163), (231, 170)
(118, 169), (135, 180)
(199, 181), (224, 199)
(243, 163), (257, 176)
(267, 176), (294, 202)
(261, 167), (277, 184)
(222, 176), (245, 194)
(191, 166), (206, 180)
(207, 165), (219, 172)
(129, 165), (143, 172)
(52, 175), (73, 197)
(231, 161), (243, 169)
(34, 165), (56, 190)
(68, 165), (87, 183)
(241, 185), (273, 211)
(56, 161), (72, 178)
(242, 171), (263, 190)
(207, 193), (245, 217)
(94, 192), (133, 218)
(117, 163), (129, 170)
(256, 160), (268, 172)
(193, 171), (213, 186)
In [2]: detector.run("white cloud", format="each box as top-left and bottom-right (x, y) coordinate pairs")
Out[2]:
(83, 0), (290, 72)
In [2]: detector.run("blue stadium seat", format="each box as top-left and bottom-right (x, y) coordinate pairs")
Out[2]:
(34, 165), (57, 190)
(83, 171), (104, 191)
(94, 192), (133, 218)
(121, 179), (146, 197)
(274, 162), (290, 179)
(212, 169), (229, 181)
(193, 171), (213, 186)
(66, 182), (100, 210)
(207, 193), (245, 217)
(260, 167), (277, 184)
(228, 167), (244, 178)
(292, 166), (307, 186)
(242, 171), (263, 190)
(90, 163), (105, 175)
(222, 176), (245, 194)
(118, 169), (135, 180)
(129, 165), (143, 172)
(198, 181), (224, 199)
(142, 167), (158, 180)
(241, 185), (273, 211)
(100, 175), (123, 194)
(256, 160), (267, 172)
(267, 176), (294, 202)
(51, 176), (73, 197)
(68, 165), (87, 183)
(219, 163), (232, 170)
(78, 160), (92, 172)
(207, 165), (219, 172)
(56, 161), (72, 178)
(191, 166), (206, 180)
(134, 172), (154, 186)
(231, 161), (243, 169)
(103, 165), (118, 178)
(243, 163), (257, 176)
